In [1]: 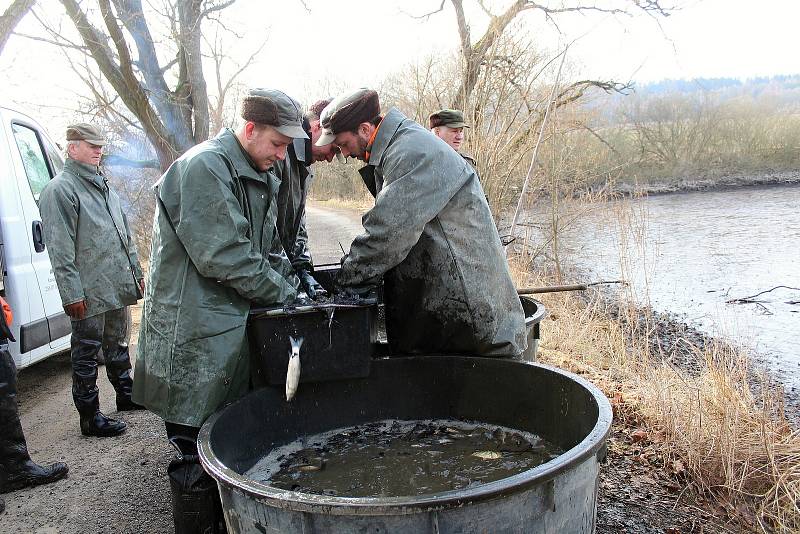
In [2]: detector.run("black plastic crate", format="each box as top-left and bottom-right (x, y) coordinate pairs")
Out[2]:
(248, 302), (377, 386)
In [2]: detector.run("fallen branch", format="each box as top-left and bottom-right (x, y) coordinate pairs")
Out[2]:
(517, 280), (627, 295)
(725, 286), (800, 305)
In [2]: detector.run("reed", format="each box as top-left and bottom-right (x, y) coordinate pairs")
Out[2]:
(508, 258), (800, 532)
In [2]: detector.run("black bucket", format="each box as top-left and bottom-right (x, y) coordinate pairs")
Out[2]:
(520, 296), (546, 361)
(199, 356), (612, 533)
(310, 264), (547, 361)
(248, 301), (377, 385)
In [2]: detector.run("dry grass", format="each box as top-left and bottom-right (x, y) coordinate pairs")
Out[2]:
(508, 258), (800, 532)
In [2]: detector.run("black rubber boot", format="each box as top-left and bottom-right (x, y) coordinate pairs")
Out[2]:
(166, 426), (226, 534)
(116, 397), (146, 411)
(0, 347), (69, 493)
(101, 310), (141, 412)
(70, 317), (102, 415)
(79, 411), (127, 437)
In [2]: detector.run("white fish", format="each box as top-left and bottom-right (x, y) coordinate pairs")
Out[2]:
(285, 336), (303, 401)
(472, 451), (502, 460)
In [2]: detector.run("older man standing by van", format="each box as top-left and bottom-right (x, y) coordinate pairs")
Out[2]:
(133, 88), (305, 534)
(39, 123), (144, 439)
(318, 89), (526, 357)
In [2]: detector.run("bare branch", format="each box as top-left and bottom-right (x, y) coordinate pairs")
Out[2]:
(12, 30), (88, 50)
(199, 0), (236, 20)
(404, 0), (446, 20)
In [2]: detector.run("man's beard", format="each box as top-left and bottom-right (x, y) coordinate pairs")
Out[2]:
(357, 135), (369, 161)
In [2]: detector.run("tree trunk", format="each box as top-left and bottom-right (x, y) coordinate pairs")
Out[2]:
(0, 0), (35, 54)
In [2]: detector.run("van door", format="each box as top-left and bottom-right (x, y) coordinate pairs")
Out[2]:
(5, 113), (70, 365)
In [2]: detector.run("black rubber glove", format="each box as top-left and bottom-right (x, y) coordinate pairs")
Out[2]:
(298, 270), (326, 300)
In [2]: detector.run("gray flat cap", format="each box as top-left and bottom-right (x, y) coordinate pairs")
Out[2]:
(66, 123), (107, 146)
(241, 88), (308, 139)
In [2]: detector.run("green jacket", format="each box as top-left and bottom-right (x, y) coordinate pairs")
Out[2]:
(339, 108), (526, 357)
(133, 129), (298, 427)
(272, 138), (314, 273)
(39, 159), (143, 317)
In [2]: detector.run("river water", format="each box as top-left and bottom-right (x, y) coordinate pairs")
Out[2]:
(552, 184), (800, 387)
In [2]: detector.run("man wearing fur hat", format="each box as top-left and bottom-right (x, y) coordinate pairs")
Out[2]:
(134, 88), (306, 533)
(317, 89), (526, 357)
(272, 98), (340, 299)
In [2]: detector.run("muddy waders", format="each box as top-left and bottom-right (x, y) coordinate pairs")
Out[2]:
(166, 422), (226, 533)
(71, 307), (143, 437)
(0, 321), (69, 494)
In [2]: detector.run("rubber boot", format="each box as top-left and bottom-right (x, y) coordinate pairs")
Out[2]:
(106, 347), (145, 411)
(79, 411), (127, 437)
(102, 310), (144, 412)
(167, 430), (226, 534)
(0, 347), (69, 493)
(168, 454), (226, 534)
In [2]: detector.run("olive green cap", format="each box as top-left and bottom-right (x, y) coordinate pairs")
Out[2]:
(428, 109), (470, 129)
(241, 88), (308, 139)
(65, 123), (107, 146)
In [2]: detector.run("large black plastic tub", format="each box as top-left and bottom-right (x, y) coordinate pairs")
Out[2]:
(199, 356), (612, 533)
(248, 303), (377, 385)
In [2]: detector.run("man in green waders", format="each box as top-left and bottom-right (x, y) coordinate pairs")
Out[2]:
(318, 89), (526, 358)
(133, 89), (306, 533)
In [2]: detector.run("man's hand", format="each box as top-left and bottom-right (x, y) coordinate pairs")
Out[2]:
(138, 278), (145, 295)
(64, 300), (87, 320)
(298, 270), (327, 300)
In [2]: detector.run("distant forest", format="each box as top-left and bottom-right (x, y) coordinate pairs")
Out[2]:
(598, 74), (800, 114)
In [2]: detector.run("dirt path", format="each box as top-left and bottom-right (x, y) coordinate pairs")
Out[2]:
(0, 307), (173, 533)
(1, 202), (733, 533)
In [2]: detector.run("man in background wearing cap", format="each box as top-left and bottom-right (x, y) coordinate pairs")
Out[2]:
(272, 98), (340, 299)
(429, 108), (477, 169)
(133, 88), (306, 533)
(317, 89), (526, 357)
(39, 123), (145, 438)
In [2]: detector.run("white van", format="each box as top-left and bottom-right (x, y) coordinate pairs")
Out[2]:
(0, 104), (70, 368)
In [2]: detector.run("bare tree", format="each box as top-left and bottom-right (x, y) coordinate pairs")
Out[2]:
(36, 0), (239, 170)
(0, 0), (35, 53)
(413, 0), (672, 110)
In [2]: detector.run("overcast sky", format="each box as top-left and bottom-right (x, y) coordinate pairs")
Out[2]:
(1, 0), (797, 131)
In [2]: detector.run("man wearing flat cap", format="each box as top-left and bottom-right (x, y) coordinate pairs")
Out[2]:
(39, 123), (145, 438)
(133, 88), (306, 533)
(317, 89), (526, 357)
(271, 98), (340, 299)
(429, 108), (477, 169)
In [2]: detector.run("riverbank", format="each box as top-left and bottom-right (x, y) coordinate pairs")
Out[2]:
(512, 261), (800, 532)
(586, 168), (800, 198)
